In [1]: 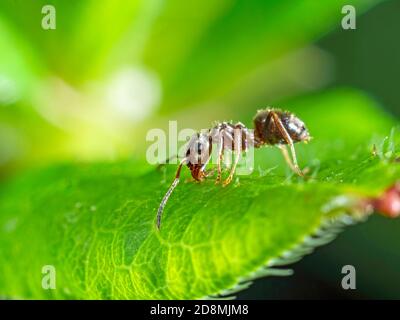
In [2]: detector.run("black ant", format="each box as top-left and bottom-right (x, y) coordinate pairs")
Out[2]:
(156, 108), (311, 229)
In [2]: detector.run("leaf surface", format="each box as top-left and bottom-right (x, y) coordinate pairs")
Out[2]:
(0, 89), (399, 299)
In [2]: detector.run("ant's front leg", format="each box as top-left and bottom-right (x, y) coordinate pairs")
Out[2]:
(205, 168), (216, 178)
(271, 112), (304, 176)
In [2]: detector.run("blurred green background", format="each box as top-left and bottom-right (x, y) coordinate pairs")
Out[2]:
(0, 0), (399, 299)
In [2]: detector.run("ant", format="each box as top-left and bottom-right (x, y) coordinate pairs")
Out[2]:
(156, 108), (311, 229)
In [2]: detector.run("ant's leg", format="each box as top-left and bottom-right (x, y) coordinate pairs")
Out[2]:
(156, 158), (187, 230)
(271, 112), (304, 176)
(215, 132), (224, 184)
(205, 168), (216, 177)
(223, 149), (240, 186)
(286, 143), (303, 176)
(277, 145), (299, 174)
(223, 128), (242, 186)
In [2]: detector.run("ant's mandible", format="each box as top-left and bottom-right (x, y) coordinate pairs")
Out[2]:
(156, 108), (311, 229)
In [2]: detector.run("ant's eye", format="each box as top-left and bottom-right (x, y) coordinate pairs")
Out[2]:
(196, 142), (203, 153)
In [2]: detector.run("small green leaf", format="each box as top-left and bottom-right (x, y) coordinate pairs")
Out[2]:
(0, 89), (399, 299)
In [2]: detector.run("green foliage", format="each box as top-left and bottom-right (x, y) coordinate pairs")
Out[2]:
(0, 0), (381, 92)
(0, 0), (385, 171)
(0, 89), (398, 299)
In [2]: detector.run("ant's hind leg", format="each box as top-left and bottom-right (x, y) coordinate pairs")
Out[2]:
(271, 112), (304, 177)
(278, 145), (303, 176)
(288, 143), (304, 176)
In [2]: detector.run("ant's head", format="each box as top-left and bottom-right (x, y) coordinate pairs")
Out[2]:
(254, 109), (311, 145)
(185, 132), (211, 165)
(185, 132), (210, 181)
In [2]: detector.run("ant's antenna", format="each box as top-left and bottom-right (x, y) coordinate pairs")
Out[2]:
(156, 158), (187, 230)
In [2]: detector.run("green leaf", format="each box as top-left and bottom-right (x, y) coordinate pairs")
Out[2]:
(0, 88), (399, 299)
